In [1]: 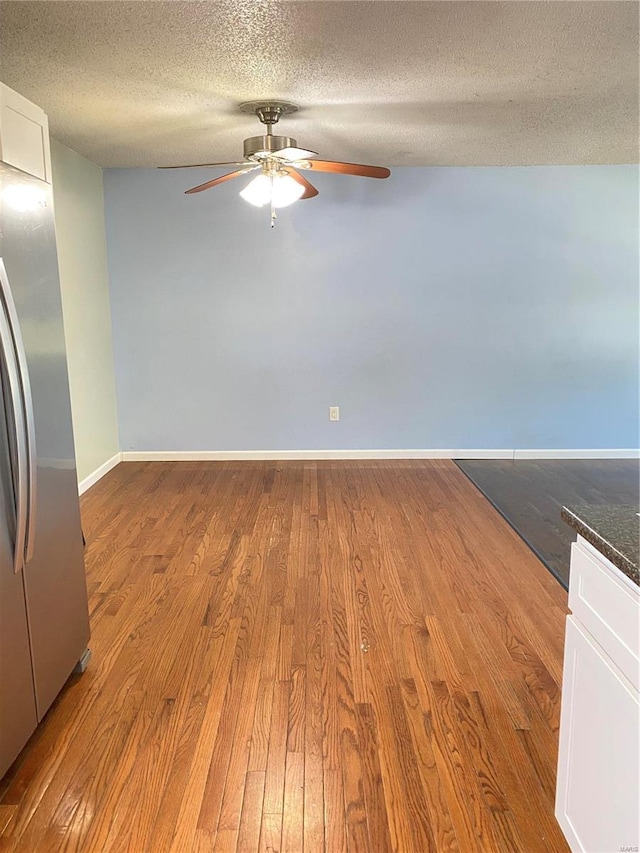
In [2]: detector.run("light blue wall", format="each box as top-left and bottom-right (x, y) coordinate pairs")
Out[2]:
(104, 165), (639, 451)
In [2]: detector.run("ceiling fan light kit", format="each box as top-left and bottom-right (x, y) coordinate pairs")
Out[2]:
(161, 101), (391, 227)
(240, 172), (304, 208)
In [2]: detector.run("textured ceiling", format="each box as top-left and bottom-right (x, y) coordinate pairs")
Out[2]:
(0, 1), (638, 167)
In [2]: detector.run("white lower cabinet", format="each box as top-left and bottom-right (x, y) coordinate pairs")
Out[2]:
(556, 616), (639, 853)
(556, 536), (640, 853)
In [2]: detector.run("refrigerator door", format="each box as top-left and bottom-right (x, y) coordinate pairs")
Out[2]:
(0, 162), (89, 719)
(0, 387), (37, 779)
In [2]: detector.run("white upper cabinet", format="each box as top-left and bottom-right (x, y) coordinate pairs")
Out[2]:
(0, 83), (52, 182)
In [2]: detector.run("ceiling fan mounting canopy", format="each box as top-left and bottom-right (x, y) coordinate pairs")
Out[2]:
(238, 100), (299, 125)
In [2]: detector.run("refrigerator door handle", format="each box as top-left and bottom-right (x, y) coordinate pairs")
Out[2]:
(0, 258), (37, 571)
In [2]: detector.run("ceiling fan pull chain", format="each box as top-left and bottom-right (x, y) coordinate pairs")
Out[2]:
(270, 174), (276, 227)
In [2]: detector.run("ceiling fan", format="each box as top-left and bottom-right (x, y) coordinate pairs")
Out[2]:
(160, 101), (391, 226)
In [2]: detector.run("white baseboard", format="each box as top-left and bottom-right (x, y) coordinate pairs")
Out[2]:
(513, 449), (639, 460)
(120, 449), (514, 461)
(119, 448), (639, 462)
(78, 452), (122, 495)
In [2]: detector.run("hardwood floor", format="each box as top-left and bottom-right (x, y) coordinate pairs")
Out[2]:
(455, 458), (640, 588)
(0, 460), (570, 852)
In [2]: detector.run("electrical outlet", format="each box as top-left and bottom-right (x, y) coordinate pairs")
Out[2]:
(329, 406), (340, 422)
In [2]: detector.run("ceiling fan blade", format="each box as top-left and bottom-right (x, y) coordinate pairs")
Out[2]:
(300, 160), (390, 179)
(272, 146), (318, 162)
(287, 169), (319, 200)
(185, 166), (259, 194)
(160, 161), (250, 169)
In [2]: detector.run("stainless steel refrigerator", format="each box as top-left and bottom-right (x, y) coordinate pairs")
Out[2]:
(0, 160), (90, 779)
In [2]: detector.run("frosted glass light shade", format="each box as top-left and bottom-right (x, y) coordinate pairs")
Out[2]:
(240, 173), (304, 208)
(272, 174), (305, 207)
(239, 174), (272, 207)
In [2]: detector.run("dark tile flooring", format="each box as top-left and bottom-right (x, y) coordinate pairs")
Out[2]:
(454, 459), (640, 588)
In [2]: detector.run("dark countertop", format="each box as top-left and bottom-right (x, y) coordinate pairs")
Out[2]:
(562, 503), (639, 586)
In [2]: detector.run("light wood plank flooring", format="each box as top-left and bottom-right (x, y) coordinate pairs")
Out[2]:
(0, 461), (570, 852)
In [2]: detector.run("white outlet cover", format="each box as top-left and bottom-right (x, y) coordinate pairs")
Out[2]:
(329, 407), (340, 421)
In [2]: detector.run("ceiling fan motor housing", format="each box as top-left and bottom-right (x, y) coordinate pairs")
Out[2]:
(243, 135), (297, 160)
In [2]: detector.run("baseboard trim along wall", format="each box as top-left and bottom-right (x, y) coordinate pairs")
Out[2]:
(78, 452), (122, 495)
(78, 448), (640, 494)
(121, 449), (513, 461)
(513, 449), (640, 459)
(119, 448), (640, 462)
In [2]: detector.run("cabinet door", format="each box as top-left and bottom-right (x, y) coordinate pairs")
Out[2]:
(0, 83), (51, 182)
(556, 616), (640, 853)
